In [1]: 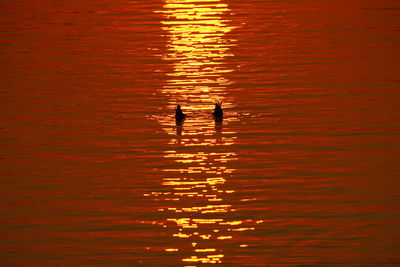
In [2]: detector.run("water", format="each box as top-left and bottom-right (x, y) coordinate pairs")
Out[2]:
(1, 0), (400, 265)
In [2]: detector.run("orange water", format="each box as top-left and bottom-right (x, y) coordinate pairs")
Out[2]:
(1, 0), (400, 265)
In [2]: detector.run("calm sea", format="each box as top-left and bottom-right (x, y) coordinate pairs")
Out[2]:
(1, 0), (399, 265)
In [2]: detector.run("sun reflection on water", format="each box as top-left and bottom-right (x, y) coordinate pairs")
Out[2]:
(157, 0), (236, 113)
(148, 0), (257, 264)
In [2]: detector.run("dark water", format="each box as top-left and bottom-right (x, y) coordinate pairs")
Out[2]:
(1, 0), (400, 265)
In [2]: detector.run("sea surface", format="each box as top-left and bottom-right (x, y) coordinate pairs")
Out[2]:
(1, 0), (400, 265)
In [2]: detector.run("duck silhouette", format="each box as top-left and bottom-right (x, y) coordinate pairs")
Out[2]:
(212, 102), (223, 122)
(175, 105), (186, 122)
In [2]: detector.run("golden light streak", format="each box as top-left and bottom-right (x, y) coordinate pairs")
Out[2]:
(150, 0), (258, 264)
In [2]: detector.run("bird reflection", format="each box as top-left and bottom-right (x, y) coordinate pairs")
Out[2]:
(175, 124), (182, 144)
(214, 120), (222, 143)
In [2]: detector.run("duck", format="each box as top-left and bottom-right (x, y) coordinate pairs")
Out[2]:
(212, 102), (223, 121)
(175, 105), (186, 122)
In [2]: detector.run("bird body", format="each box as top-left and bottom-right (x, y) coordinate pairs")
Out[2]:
(212, 102), (223, 121)
(175, 105), (186, 122)
(174, 103), (223, 122)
